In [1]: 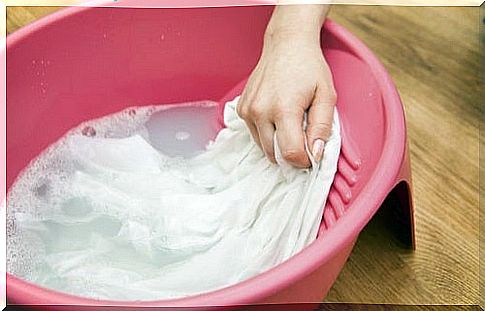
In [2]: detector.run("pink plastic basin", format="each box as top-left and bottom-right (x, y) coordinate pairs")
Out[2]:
(5, 3), (414, 310)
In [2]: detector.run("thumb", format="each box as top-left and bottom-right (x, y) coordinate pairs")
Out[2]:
(306, 85), (337, 162)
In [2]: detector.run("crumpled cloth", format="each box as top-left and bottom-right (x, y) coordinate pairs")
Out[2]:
(14, 96), (341, 300)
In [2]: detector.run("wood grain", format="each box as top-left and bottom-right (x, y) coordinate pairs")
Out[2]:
(6, 6), (61, 34)
(6, 5), (482, 306)
(326, 6), (480, 306)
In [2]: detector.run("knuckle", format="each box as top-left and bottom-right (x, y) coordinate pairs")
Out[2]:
(328, 90), (337, 105)
(238, 106), (249, 119)
(248, 104), (263, 117)
(282, 148), (307, 164)
(318, 84), (337, 106)
(321, 94), (337, 108)
(311, 122), (333, 137)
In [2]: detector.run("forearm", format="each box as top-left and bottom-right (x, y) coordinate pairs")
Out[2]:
(265, 5), (330, 45)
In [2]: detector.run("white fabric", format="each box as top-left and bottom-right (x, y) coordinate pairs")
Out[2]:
(18, 97), (341, 300)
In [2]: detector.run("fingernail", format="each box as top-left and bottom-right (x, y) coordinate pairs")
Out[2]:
(312, 139), (325, 162)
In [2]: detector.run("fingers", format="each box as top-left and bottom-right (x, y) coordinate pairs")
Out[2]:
(239, 101), (276, 163)
(237, 95), (261, 149)
(237, 86), (336, 167)
(240, 93), (311, 168)
(306, 84), (336, 162)
(275, 109), (310, 168)
(245, 120), (261, 149)
(257, 122), (276, 163)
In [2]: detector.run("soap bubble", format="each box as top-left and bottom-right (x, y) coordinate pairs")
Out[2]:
(7, 100), (221, 300)
(81, 126), (96, 137)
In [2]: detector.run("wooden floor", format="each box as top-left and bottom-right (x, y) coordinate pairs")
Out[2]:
(6, 5), (482, 307)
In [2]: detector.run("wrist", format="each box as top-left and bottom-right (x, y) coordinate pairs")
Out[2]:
(264, 5), (329, 48)
(263, 26), (321, 51)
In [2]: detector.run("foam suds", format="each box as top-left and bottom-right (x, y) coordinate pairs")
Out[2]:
(6, 101), (220, 299)
(6, 98), (341, 301)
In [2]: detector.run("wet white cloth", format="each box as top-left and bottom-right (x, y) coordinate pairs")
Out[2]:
(17, 97), (341, 300)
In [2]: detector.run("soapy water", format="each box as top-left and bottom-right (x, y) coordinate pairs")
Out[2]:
(6, 101), (222, 298)
(6, 97), (341, 301)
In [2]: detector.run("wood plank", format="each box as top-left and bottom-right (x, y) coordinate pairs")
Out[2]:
(326, 5), (480, 305)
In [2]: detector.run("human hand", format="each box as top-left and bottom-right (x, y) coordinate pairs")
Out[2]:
(237, 5), (336, 168)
